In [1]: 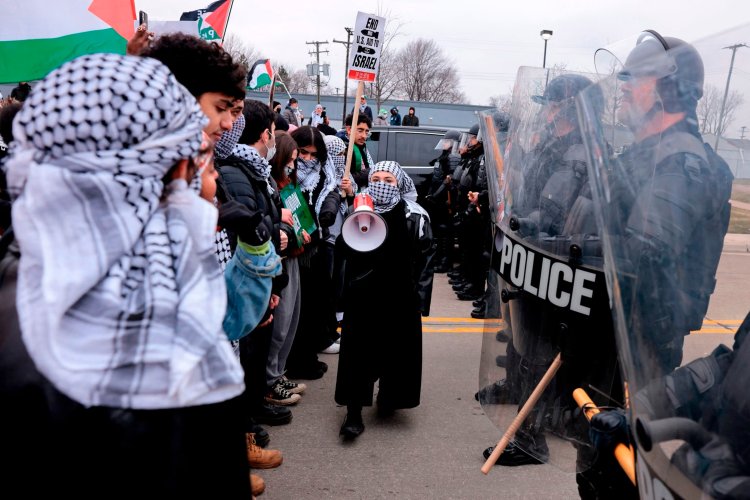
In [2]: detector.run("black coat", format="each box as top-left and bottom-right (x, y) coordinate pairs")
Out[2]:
(217, 155), (295, 295)
(334, 201), (434, 409)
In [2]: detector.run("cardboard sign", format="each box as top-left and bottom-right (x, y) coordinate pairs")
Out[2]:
(347, 12), (386, 82)
(280, 184), (317, 246)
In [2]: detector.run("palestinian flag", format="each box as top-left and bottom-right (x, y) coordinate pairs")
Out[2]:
(0, 0), (135, 83)
(180, 0), (232, 41)
(248, 60), (274, 90)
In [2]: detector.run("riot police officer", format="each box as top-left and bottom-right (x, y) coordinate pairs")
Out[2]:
(612, 31), (733, 378)
(426, 130), (462, 272)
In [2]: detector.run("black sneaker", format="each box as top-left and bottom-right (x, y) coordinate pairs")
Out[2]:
(482, 441), (546, 466)
(474, 379), (518, 405)
(496, 330), (510, 342)
(471, 306), (486, 319)
(265, 382), (301, 406)
(252, 403), (293, 426)
(278, 376), (306, 394)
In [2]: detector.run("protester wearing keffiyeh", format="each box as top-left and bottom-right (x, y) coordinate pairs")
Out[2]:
(296, 156), (338, 216)
(5, 53), (243, 409)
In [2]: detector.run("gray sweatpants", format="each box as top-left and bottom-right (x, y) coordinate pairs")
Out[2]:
(266, 257), (301, 387)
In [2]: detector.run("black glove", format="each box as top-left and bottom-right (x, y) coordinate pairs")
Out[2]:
(589, 408), (630, 453)
(218, 200), (270, 246)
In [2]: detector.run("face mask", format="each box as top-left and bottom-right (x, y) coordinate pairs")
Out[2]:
(360, 104), (366, 111)
(368, 181), (401, 209)
(264, 131), (276, 161)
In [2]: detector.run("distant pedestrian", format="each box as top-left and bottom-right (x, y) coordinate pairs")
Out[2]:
(283, 97), (301, 127)
(317, 111), (337, 136)
(402, 106), (419, 126)
(389, 106), (401, 126)
(374, 108), (389, 126)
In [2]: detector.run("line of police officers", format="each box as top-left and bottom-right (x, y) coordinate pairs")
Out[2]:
(429, 27), (749, 499)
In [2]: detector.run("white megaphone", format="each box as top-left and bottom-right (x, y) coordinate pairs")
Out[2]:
(342, 193), (388, 252)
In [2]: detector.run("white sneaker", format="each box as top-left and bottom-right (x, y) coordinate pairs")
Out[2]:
(320, 342), (340, 354)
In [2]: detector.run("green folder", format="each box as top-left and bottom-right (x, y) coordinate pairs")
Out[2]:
(280, 184), (318, 246)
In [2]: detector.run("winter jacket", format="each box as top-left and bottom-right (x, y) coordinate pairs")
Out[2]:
(402, 114), (419, 127)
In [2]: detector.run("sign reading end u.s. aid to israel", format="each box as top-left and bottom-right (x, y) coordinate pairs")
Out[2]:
(347, 12), (386, 82)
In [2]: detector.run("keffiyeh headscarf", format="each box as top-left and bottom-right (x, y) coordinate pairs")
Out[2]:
(5, 53), (242, 408)
(215, 113), (245, 160)
(367, 161), (404, 213)
(324, 135), (357, 214)
(296, 157), (338, 216)
(232, 143), (273, 194)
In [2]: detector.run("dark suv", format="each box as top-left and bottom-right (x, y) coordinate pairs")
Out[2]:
(366, 125), (464, 200)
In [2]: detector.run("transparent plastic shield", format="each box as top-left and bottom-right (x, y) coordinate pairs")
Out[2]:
(479, 67), (619, 474)
(577, 24), (750, 498)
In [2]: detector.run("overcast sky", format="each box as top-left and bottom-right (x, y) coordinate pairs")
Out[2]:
(137, 0), (750, 137)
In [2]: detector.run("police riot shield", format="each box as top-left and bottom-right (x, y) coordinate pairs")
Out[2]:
(479, 66), (617, 473)
(577, 25), (750, 498)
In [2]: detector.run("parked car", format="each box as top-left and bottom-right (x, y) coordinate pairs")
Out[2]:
(366, 125), (466, 201)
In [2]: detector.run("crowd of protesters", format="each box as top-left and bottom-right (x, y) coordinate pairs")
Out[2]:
(0, 27), (436, 498)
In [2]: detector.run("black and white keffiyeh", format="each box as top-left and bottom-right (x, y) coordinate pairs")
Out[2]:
(296, 157), (338, 216)
(367, 161), (404, 213)
(232, 143), (273, 194)
(215, 114), (245, 160)
(324, 134), (357, 215)
(5, 53), (243, 409)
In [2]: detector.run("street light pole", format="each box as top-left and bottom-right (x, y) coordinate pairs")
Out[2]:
(334, 27), (354, 123)
(540, 29), (553, 69)
(714, 43), (747, 150)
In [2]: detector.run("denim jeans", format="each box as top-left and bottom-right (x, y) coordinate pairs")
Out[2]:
(223, 242), (282, 341)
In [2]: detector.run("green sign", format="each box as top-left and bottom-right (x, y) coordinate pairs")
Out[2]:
(280, 184), (317, 246)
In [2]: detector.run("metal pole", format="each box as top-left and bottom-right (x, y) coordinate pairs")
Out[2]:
(543, 39), (548, 69)
(741, 126), (747, 140)
(334, 28), (353, 123)
(715, 43), (747, 150)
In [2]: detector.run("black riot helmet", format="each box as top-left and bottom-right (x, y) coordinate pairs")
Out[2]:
(532, 74), (602, 129)
(618, 30), (704, 114)
(532, 74), (594, 105)
(435, 129), (462, 151)
(492, 111), (510, 133)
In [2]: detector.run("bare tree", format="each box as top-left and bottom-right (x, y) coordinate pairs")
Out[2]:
(287, 69), (315, 94)
(394, 38), (465, 103)
(489, 93), (512, 112)
(698, 84), (745, 136)
(222, 34), (261, 72)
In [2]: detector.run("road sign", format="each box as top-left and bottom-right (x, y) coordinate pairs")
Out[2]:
(347, 12), (386, 82)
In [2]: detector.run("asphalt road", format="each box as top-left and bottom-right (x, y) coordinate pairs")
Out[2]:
(256, 238), (750, 499)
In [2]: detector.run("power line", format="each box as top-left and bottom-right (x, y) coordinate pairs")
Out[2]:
(333, 27), (353, 123)
(306, 40), (329, 104)
(715, 43), (748, 150)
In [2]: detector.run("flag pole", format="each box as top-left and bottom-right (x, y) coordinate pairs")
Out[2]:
(220, 0), (236, 44)
(268, 72), (277, 109)
(344, 80), (365, 179)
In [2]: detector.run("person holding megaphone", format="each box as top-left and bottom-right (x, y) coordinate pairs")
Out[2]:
(335, 161), (435, 440)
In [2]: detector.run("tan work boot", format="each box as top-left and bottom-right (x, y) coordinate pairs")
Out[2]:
(250, 473), (265, 496)
(247, 433), (283, 469)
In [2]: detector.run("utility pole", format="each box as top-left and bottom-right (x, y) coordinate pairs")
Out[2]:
(740, 125), (747, 140)
(715, 43), (748, 150)
(306, 40), (329, 104)
(334, 27), (353, 123)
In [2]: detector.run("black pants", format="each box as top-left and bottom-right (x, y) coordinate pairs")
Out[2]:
(239, 323), (273, 415)
(28, 383), (250, 497)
